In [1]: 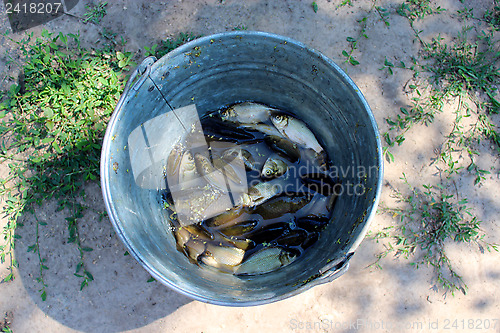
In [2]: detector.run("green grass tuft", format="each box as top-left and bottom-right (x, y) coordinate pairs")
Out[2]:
(372, 175), (498, 296)
(83, 1), (108, 25)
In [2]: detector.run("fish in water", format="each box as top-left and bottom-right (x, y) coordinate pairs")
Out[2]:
(271, 113), (323, 153)
(264, 135), (300, 163)
(178, 150), (197, 181)
(174, 223), (212, 261)
(294, 193), (331, 219)
(172, 186), (233, 225)
(235, 171), (314, 208)
(300, 172), (341, 197)
(212, 155), (247, 189)
(204, 207), (250, 228)
(243, 123), (283, 138)
(261, 155), (288, 179)
(221, 102), (276, 124)
(213, 231), (254, 251)
(301, 232), (320, 249)
(296, 216), (329, 233)
(174, 226), (191, 254)
(202, 116), (260, 143)
(178, 150), (206, 190)
(220, 103), (285, 137)
(185, 239), (206, 264)
(201, 243), (245, 272)
(275, 229), (308, 247)
(253, 194), (312, 220)
(183, 224), (213, 241)
(167, 102), (333, 274)
(238, 177), (286, 207)
(235, 247), (296, 275)
(194, 153), (246, 193)
(222, 148), (258, 171)
(244, 222), (290, 244)
(216, 220), (259, 237)
(166, 142), (185, 188)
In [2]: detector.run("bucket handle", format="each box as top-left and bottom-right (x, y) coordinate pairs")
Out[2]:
(122, 56), (158, 97)
(313, 252), (354, 285)
(113, 56), (157, 115)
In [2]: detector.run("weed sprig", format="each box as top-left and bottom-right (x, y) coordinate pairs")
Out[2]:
(397, 0), (445, 22)
(423, 28), (499, 101)
(342, 17), (367, 66)
(373, 175), (498, 295)
(83, 1), (108, 25)
(341, 1), (392, 66)
(144, 33), (200, 58)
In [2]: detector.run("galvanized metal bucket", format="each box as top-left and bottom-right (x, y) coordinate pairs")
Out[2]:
(100, 31), (383, 306)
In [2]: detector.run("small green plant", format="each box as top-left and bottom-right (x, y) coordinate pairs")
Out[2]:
(383, 83), (445, 163)
(98, 27), (126, 52)
(27, 212), (48, 300)
(232, 25), (248, 31)
(476, 114), (500, 147)
(342, 2), (392, 67)
(423, 29), (498, 99)
(0, 312), (12, 333)
(342, 37), (361, 66)
(83, 1), (108, 25)
(457, 7), (474, 20)
(116, 51), (136, 70)
(144, 44), (158, 57)
(374, 6), (391, 26)
(328, 0), (500, 298)
(379, 57), (395, 75)
(142, 33), (200, 59)
(483, 4), (500, 30)
(1, 324), (12, 333)
(397, 0), (445, 21)
(373, 175), (498, 295)
(67, 202), (95, 291)
(312, 1), (318, 13)
(338, 0), (353, 7)
(342, 17), (367, 66)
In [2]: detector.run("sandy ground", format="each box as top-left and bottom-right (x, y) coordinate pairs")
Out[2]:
(0, 0), (499, 332)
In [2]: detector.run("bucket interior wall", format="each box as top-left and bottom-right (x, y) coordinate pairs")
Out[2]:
(103, 32), (381, 305)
